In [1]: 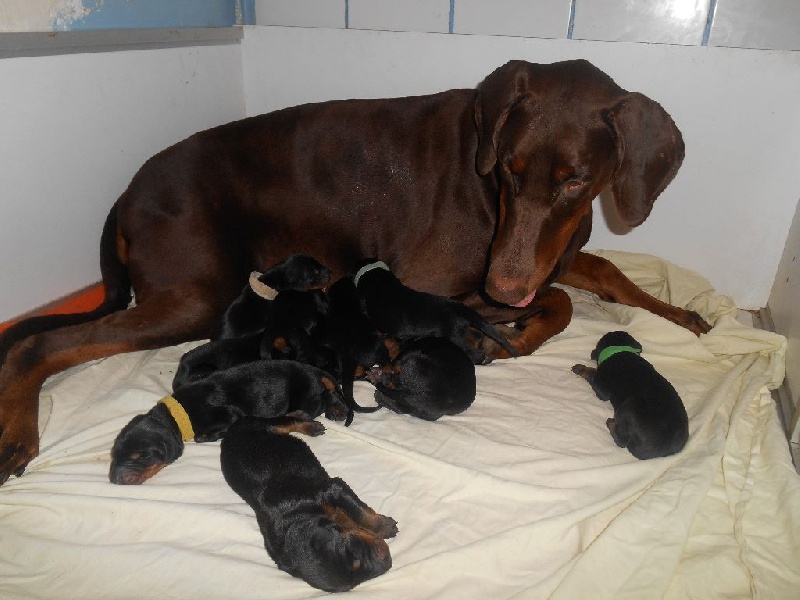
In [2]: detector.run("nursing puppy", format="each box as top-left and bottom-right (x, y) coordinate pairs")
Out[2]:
(221, 417), (398, 592)
(109, 360), (348, 485)
(571, 330), (689, 460)
(354, 261), (517, 364)
(214, 255), (331, 340)
(366, 337), (476, 421)
(314, 277), (393, 405)
(260, 288), (329, 367)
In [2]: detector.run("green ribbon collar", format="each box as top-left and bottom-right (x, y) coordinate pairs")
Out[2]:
(597, 345), (641, 365)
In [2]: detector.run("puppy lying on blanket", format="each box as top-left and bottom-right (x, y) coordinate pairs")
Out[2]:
(366, 337), (476, 421)
(172, 333), (263, 390)
(221, 417), (398, 592)
(354, 260), (517, 364)
(571, 330), (689, 460)
(110, 360), (348, 484)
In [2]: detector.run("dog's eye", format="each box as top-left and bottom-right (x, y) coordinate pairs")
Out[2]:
(562, 179), (586, 195)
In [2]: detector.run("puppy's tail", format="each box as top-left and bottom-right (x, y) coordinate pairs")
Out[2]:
(340, 356), (382, 425)
(457, 305), (518, 358)
(0, 203), (132, 366)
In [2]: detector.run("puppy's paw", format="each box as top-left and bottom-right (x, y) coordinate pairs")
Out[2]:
(373, 514), (399, 539)
(571, 364), (595, 381)
(301, 420), (326, 437)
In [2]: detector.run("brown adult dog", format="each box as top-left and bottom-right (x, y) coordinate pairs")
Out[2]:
(0, 59), (709, 483)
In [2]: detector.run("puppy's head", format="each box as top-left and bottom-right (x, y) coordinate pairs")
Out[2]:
(286, 518), (392, 592)
(109, 404), (184, 485)
(591, 330), (642, 361)
(261, 255), (332, 291)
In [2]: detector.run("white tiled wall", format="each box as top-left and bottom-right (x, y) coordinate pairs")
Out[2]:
(255, 0), (345, 29)
(253, 0), (800, 50)
(709, 0), (800, 50)
(453, 0), (569, 39)
(348, 0), (451, 34)
(570, 0), (710, 46)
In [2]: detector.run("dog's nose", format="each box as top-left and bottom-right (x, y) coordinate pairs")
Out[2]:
(485, 276), (535, 307)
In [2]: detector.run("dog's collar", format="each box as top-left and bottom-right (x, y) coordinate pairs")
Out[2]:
(596, 345), (642, 365)
(158, 395), (195, 442)
(249, 271), (278, 300)
(353, 261), (390, 287)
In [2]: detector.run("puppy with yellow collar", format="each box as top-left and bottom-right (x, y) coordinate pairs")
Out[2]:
(109, 359), (348, 484)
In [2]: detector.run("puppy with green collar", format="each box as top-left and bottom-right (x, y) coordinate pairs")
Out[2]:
(572, 330), (688, 460)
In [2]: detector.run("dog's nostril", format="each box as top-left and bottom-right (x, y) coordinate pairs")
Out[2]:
(485, 276), (528, 303)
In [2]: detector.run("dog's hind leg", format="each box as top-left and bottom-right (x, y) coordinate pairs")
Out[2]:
(0, 288), (223, 484)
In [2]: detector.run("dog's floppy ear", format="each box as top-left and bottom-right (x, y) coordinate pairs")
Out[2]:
(604, 92), (685, 227)
(474, 60), (535, 176)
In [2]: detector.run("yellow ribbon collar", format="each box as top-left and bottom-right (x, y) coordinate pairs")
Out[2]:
(158, 395), (195, 442)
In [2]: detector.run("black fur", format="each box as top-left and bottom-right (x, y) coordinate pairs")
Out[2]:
(109, 360), (346, 484)
(172, 333), (263, 390)
(354, 261), (517, 364)
(214, 255), (331, 341)
(260, 289), (329, 367)
(314, 277), (391, 410)
(221, 417), (398, 592)
(366, 337), (476, 421)
(571, 330), (689, 460)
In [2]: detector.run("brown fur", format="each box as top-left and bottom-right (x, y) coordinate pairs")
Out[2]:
(0, 59), (709, 483)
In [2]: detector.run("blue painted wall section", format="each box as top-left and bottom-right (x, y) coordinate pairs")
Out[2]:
(61, 0), (255, 31)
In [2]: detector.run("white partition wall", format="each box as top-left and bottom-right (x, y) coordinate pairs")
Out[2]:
(0, 41), (246, 321)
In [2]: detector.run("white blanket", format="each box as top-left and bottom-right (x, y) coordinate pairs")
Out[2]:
(1, 251), (798, 599)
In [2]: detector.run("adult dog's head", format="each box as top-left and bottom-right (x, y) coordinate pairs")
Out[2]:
(475, 59), (684, 307)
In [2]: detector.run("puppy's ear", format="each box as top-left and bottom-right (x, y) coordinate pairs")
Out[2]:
(604, 93), (684, 227)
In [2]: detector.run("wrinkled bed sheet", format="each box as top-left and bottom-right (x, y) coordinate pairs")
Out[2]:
(1, 251), (798, 600)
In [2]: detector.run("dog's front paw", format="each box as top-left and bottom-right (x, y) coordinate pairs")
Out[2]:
(0, 410), (40, 485)
(671, 309), (712, 335)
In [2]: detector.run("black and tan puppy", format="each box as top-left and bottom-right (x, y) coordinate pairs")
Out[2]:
(109, 360), (348, 484)
(221, 417), (398, 592)
(214, 255), (332, 341)
(172, 333), (264, 390)
(366, 337), (476, 421)
(354, 261), (517, 364)
(571, 330), (689, 460)
(314, 277), (393, 405)
(260, 288), (329, 367)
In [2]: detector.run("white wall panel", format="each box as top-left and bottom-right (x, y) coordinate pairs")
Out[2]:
(0, 44), (245, 321)
(254, 0), (345, 29)
(709, 0), (800, 50)
(242, 26), (800, 309)
(768, 199), (800, 432)
(571, 0), (711, 45)
(454, 0), (570, 39)
(348, 0), (450, 34)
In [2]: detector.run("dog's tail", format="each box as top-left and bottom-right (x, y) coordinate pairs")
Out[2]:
(456, 304), (518, 358)
(0, 203), (132, 365)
